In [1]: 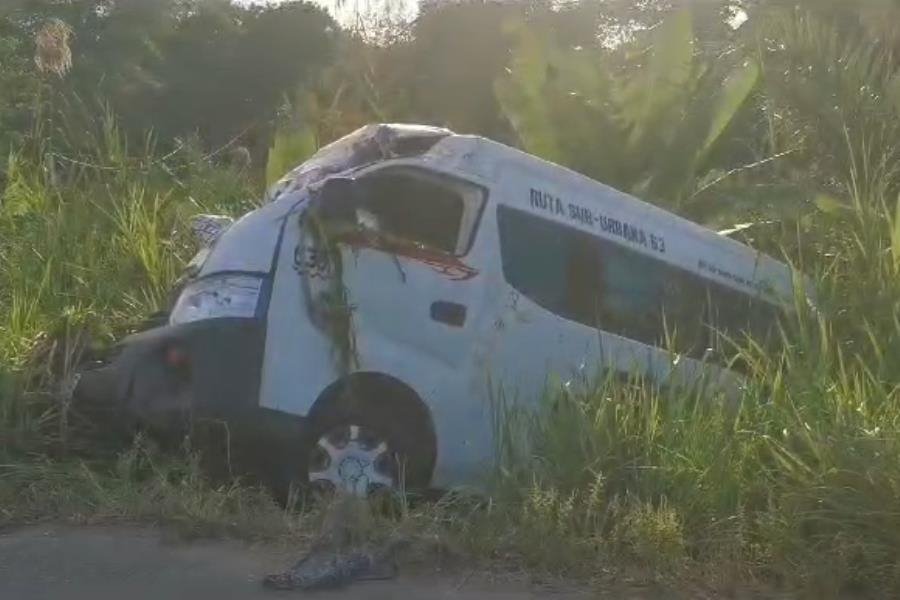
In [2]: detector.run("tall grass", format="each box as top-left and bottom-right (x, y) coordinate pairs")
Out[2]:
(0, 111), (258, 454)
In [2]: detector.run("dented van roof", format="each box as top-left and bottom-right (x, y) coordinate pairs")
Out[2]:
(267, 124), (452, 203)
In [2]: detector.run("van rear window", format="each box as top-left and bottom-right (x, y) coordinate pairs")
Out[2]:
(497, 205), (780, 359)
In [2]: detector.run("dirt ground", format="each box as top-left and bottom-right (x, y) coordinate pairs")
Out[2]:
(0, 524), (595, 600)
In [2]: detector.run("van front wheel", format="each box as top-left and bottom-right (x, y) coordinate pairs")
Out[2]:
(297, 382), (436, 500)
(307, 423), (399, 496)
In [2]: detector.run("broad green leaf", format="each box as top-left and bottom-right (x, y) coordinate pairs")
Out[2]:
(494, 21), (563, 163)
(699, 60), (760, 164)
(618, 9), (694, 150)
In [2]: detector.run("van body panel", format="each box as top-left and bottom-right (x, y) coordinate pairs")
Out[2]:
(479, 163), (742, 411)
(257, 196), (337, 415)
(199, 197), (296, 277)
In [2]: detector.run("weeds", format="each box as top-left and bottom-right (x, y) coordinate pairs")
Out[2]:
(0, 434), (300, 540)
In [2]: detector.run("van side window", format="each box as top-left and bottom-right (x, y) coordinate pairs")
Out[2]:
(496, 203), (573, 318)
(595, 237), (708, 357)
(497, 205), (779, 360)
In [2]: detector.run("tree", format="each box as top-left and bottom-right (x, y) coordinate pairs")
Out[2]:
(0, 0), (337, 162)
(145, 0), (336, 158)
(743, 1), (900, 199)
(387, 1), (524, 140)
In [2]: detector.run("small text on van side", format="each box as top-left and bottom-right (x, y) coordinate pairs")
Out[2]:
(529, 188), (667, 254)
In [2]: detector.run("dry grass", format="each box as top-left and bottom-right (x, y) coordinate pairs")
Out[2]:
(34, 19), (73, 77)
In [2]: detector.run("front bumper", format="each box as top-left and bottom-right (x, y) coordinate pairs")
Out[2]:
(76, 317), (267, 425)
(75, 316), (309, 494)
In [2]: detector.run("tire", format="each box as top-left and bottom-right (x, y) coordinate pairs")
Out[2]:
(287, 379), (436, 500)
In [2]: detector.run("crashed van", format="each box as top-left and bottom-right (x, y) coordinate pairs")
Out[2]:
(77, 124), (796, 497)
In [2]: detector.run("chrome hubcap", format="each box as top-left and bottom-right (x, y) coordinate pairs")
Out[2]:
(308, 424), (394, 496)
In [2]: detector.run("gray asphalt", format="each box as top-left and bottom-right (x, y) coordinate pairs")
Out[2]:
(0, 525), (590, 600)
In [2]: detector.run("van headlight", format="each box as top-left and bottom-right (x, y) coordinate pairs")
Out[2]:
(170, 274), (264, 325)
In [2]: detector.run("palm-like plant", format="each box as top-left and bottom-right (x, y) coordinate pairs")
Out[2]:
(496, 8), (761, 219)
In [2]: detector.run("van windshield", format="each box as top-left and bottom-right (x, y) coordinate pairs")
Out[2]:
(317, 168), (483, 257)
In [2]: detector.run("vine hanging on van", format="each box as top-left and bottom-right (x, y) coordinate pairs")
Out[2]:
(298, 209), (360, 375)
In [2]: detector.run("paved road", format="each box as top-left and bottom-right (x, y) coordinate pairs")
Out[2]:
(0, 525), (591, 600)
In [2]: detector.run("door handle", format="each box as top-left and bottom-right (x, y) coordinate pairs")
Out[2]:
(430, 301), (467, 327)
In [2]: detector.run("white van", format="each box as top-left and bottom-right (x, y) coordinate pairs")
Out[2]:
(78, 124), (796, 497)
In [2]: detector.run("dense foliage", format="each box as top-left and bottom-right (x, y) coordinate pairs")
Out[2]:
(5, 0), (900, 596)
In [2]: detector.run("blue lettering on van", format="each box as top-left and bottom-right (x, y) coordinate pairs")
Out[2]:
(530, 188), (565, 216)
(529, 188), (666, 254)
(568, 203), (594, 227)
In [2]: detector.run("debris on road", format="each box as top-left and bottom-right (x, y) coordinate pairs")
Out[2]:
(262, 493), (408, 592)
(261, 541), (403, 591)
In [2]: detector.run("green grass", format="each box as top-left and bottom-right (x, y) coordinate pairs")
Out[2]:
(0, 113), (257, 454)
(483, 367), (900, 591)
(4, 115), (900, 598)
